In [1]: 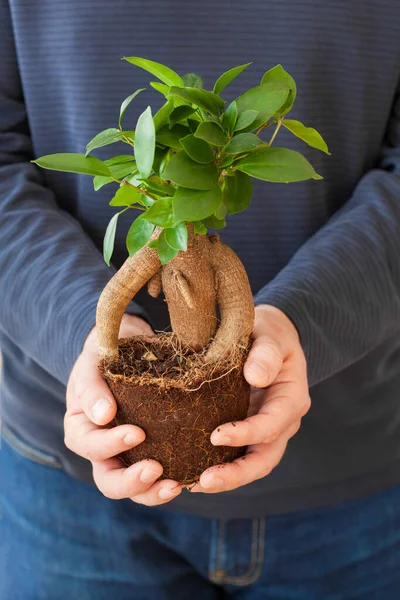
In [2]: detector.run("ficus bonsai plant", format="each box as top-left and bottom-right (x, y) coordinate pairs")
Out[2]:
(33, 57), (329, 485)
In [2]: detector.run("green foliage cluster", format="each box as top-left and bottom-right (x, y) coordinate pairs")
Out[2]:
(33, 57), (329, 266)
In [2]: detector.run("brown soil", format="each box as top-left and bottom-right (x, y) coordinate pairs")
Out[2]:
(100, 335), (250, 485)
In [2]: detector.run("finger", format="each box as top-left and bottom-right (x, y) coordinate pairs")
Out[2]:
(92, 458), (163, 500)
(73, 360), (117, 426)
(244, 336), (283, 388)
(211, 384), (307, 447)
(64, 412), (145, 461)
(132, 479), (182, 506)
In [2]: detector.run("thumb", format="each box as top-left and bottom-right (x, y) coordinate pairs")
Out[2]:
(244, 337), (283, 388)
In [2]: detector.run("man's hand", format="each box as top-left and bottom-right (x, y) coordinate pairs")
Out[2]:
(192, 305), (311, 493)
(65, 314), (182, 506)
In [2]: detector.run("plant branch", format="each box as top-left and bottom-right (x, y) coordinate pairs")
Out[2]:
(255, 120), (274, 136)
(268, 118), (284, 147)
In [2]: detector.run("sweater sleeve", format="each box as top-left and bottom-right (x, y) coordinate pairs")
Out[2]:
(0, 0), (148, 386)
(255, 79), (400, 387)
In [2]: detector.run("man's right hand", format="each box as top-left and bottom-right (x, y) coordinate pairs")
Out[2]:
(65, 314), (182, 506)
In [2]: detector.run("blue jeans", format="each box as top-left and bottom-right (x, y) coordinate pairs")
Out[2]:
(1, 431), (400, 599)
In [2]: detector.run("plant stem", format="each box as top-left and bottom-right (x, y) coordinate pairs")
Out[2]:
(268, 118), (283, 147)
(255, 120), (273, 136)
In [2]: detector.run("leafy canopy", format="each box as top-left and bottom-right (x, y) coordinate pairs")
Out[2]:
(32, 57), (329, 266)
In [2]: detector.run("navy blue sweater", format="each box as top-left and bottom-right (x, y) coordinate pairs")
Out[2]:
(1, 0), (400, 518)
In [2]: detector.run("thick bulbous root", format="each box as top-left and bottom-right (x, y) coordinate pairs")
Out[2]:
(96, 227), (254, 364)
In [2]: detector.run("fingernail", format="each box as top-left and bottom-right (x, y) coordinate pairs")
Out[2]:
(123, 432), (141, 446)
(140, 467), (161, 484)
(158, 487), (178, 500)
(201, 475), (224, 489)
(212, 434), (232, 446)
(92, 398), (112, 422)
(246, 362), (268, 382)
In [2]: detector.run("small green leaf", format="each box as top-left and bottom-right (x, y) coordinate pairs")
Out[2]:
(123, 57), (183, 87)
(118, 88), (145, 130)
(32, 153), (111, 177)
(215, 202), (227, 220)
(93, 176), (114, 191)
(148, 239), (159, 248)
(213, 62), (252, 95)
(142, 198), (174, 227)
(222, 171), (253, 214)
(194, 121), (226, 146)
(282, 120), (330, 154)
(141, 177), (175, 197)
(219, 155), (234, 168)
(180, 135), (214, 164)
(194, 222), (207, 235)
(109, 184), (144, 206)
(236, 147), (323, 182)
(109, 162), (137, 179)
(105, 155), (136, 166)
(202, 215), (226, 229)
(103, 213), (119, 266)
(134, 106), (155, 179)
(173, 185), (222, 222)
(168, 87), (225, 116)
(157, 229), (179, 264)
(187, 118), (200, 133)
(85, 128), (124, 156)
(150, 81), (170, 96)
(235, 83), (289, 131)
(234, 110), (258, 131)
(222, 101), (238, 135)
(169, 105), (197, 127)
(152, 147), (169, 175)
(156, 124), (189, 149)
(224, 133), (263, 154)
(126, 216), (155, 256)
(182, 73), (203, 88)
(162, 152), (218, 190)
(153, 99), (174, 131)
(261, 64), (296, 116)
(164, 222), (188, 251)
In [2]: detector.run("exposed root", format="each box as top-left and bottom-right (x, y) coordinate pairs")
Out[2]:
(99, 332), (250, 392)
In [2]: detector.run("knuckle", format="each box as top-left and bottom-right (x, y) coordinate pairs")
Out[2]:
(300, 394), (311, 416)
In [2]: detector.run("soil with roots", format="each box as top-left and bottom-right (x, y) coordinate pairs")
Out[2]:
(100, 334), (250, 485)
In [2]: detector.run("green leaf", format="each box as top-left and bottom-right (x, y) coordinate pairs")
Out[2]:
(261, 64), (296, 116)
(215, 202), (227, 220)
(235, 83), (289, 131)
(222, 101), (238, 135)
(142, 198), (174, 227)
(150, 81), (170, 96)
(152, 147), (169, 175)
(123, 56), (183, 87)
(169, 105), (197, 127)
(236, 147), (323, 182)
(182, 73), (203, 88)
(118, 88), (145, 130)
(141, 177), (175, 197)
(164, 222), (188, 251)
(126, 215), (155, 256)
(103, 213), (119, 266)
(180, 134), (214, 164)
(109, 184), (144, 206)
(202, 215), (226, 229)
(153, 99), (174, 131)
(187, 118), (200, 133)
(282, 120), (330, 154)
(134, 106), (155, 179)
(157, 229), (179, 264)
(109, 162), (137, 179)
(162, 152), (218, 190)
(148, 238), (159, 248)
(213, 62), (252, 95)
(93, 176), (114, 191)
(218, 155), (234, 168)
(194, 121), (226, 146)
(85, 128), (123, 156)
(105, 155), (136, 166)
(168, 87), (225, 116)
(193, 221), (207, 235)
(234, 110), (258, 131)
(156, 124), (189, 149)
(173, 185), (222, 222)
(222, 171), (253, 214)
(224, 133), (263, 154)
(32, 153), (111, 177)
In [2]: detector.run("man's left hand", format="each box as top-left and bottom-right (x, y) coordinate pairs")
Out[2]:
(192, 305), (311, 493)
